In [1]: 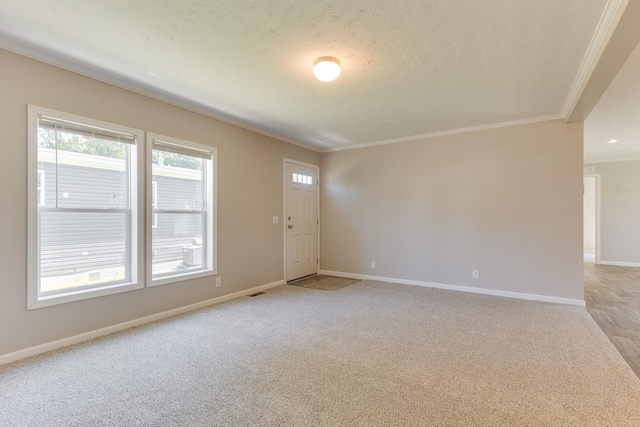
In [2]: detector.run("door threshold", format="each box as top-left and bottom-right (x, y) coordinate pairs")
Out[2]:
(287, 273), (318, 284)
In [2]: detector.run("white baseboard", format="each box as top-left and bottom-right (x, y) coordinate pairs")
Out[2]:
(0, 280), (285, 366)
(598, 260), (640, 268)
(321, 270), (586, 307)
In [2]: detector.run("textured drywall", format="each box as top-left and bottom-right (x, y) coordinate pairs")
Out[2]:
(321, 120), (584, 300)
(585, 38), (640, 163)
(0, 0), (607, 148)
(0, 48), (319, 356)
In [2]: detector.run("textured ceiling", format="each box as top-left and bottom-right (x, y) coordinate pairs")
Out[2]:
(585, 38), (640, 163)
(0, 0), (616, 151)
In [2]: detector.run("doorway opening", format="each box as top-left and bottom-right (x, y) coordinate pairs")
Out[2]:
(583, 174), (599, 264)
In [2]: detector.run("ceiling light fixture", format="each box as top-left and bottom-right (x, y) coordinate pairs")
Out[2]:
(608, 139), (618, 143)
(313, 56), (341, 82)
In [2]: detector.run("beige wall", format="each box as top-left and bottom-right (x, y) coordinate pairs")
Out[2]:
(0, 49), (319, 356)
(0, 46), (587, 358)
(584, 160), (640, 265)
(321, 121), (584, 300)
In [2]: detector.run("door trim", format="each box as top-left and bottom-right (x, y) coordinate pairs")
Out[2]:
(283, 159), (320, 281)
(584, 174), (601, 264)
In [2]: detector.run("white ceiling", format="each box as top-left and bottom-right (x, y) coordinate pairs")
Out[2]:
(584, 38), (640, 163)
(0, 0), (626, 152)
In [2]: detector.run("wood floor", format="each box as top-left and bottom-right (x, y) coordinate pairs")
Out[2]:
(584, 258), (640, 379)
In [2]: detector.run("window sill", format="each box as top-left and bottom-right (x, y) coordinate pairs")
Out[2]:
(147, 269), (217, 288)
(28, 281), (144, 310)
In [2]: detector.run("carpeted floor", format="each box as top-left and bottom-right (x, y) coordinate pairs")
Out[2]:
(2, 280), (640, 426)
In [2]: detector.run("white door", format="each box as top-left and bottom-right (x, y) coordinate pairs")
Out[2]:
(285, 161), (318, 281)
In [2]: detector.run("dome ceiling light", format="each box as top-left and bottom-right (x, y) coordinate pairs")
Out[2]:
(313, 56), (341, 82)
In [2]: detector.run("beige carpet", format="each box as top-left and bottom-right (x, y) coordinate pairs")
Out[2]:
(2, 280), (640, 426)
(289, 274), (360, 290)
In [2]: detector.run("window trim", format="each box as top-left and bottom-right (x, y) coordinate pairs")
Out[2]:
(37, 170), (45, 205)
(146, 132), (217, 287)
(27, 105), (145, 309)
(293, 173), (313, 185)
(151, 181), (158, 228)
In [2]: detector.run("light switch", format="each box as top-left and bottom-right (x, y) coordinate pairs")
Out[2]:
(272, 216), (279, 224)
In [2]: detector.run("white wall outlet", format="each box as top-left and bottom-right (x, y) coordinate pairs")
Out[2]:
(371, 261), (376, 268)
(472, 269), (479, 279)
(215, 277), (222, 287)
(272, 216), (279, 224)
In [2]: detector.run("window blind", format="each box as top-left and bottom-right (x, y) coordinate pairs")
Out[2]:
(39, 114), (136, 144)
(153, 140), (213, 160)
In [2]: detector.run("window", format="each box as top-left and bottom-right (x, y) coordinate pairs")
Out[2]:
(151, 181), (158, 228)
(37, 170), (45, 205)
(27, 105), (143, 309)
(293, 173), (313, 185)
(147, 133), (216, 286)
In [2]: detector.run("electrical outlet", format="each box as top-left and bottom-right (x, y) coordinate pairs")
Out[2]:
(215, 277), (221, 287)
(472, 269), (479, 279)
(371, 261), (376, 269)
(272, 216), (279, 224)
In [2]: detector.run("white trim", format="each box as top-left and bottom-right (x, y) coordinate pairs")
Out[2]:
(37, 170), (46, 205)
(585, 156), (640, 164)
(29, 282), (145, 310)
(26, 105), (39, 308)
(146, 133), (218, 287)
(150, 269), (218, 287)
(584, 174), (602, 264)
(27, 105), (145, 310)
(321, 114), (563, 153)
(1, 280), (284, 366)
(596, 174), (602, 266)
(28, 104), (146, 142)
(151, 181), (158, 228)
(320, 270), (586, 307)
(4, 35), (617, 155)
(283, 159), (320, 282)
(598, 260), (640, 268)
(0, 39), (320, 153)
(561, 0), (629, 119)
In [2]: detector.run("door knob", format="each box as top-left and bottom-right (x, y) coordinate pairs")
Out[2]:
(288, 225), (293, 229)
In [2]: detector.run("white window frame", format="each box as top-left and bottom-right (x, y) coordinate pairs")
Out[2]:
(151, 181), (158, 228)
(293, 173), (313, 185)
(27, 105), (144, 309)
(37, 170), (45, 205)
(146, 133), (217, 287)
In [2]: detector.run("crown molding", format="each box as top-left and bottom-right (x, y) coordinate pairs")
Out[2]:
(561, 0), (629, 120)
(0, 36), (321, 153)
(584, 156), (640, 164)
(321, 114), (564, 153)
(2, 1), (622, 158)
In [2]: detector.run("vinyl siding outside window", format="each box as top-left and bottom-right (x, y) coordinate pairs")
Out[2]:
(27, 105), (144, 309)
(147, 133), (217, 286)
